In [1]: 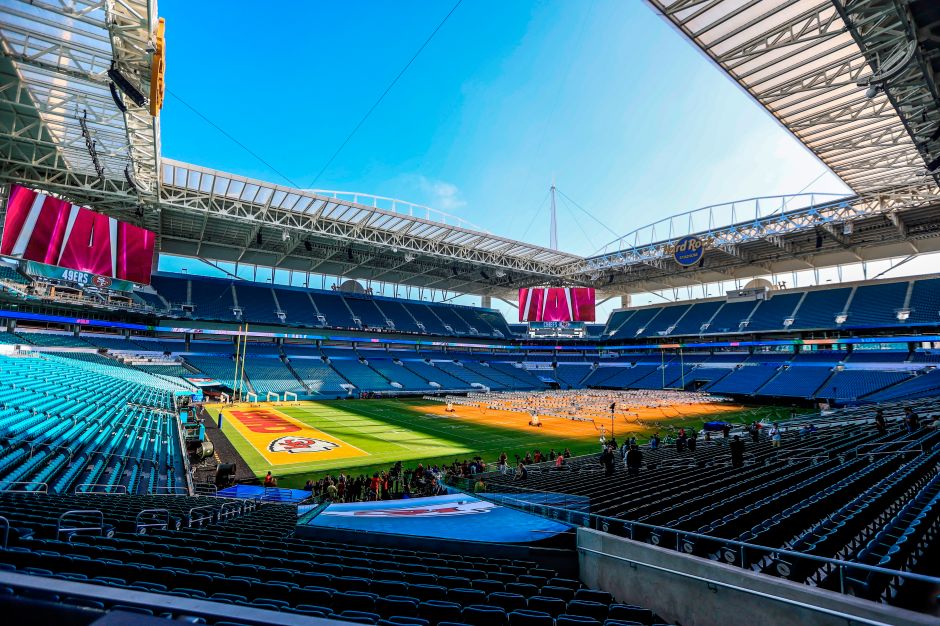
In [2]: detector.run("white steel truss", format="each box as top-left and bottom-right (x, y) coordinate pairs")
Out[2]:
(647, 0), (939, 192)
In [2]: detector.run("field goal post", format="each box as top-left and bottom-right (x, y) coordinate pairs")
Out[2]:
(246, 392), (258, 405)
(283, 392), (298, 404)
(265, 391), (281, 403)
(662, 346), (687, 391)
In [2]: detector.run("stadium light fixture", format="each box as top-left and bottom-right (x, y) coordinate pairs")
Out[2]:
(109, 82), (127, 113)
(107, 64), (147, 108)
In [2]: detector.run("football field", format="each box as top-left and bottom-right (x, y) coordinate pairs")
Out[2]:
(208, 398), (792, 489)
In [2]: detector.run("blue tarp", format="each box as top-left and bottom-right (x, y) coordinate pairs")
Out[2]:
(217, 484), (312, 503)
(303, 493), (571, 543)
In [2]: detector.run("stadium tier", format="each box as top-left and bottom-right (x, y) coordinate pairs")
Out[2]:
(142, 272), (514, 338)
(0, 353), (187, 495)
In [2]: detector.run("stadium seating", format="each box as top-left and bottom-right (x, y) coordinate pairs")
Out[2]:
(610, 308), (661, 339)
(287, 357), (351, 397)
(15, 331), (92, 348)
(906, 278), (940, 325)
(478, 403), (940, 610)
(0, 493), (674, 626)
(375, 299), (423, 333)
(844, 282), (909, 328)
(183, 355), (240, 389)
(704, 364), (781, 395)
(311, 292), (359, 329)
(668, 301), (723, 336)
(705, 300), (760, 334)
(329, 358), (394, 391)
(752, 365), (834, 398)
(367, 360), (435, 391)
(814, 369), (912, 402)
(789, 287), (852, 330)
(638, 304), (690, 337)
(401, 360), (474, 391)
(554, 364), (594, 388)
(233, 283), (283, 325)
(240, 357), (305, 395)
(0, 353), (187, 495)
(744, 292), (802, 331)
(345, 296), (391, 330)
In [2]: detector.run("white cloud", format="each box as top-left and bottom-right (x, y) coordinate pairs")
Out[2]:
(412, 175), (466, 213)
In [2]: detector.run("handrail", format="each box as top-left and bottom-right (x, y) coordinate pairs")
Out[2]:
(470, 487), (940, 589)
(578, 545), (899, 626)
(27, 443), (73, 462)
(75, 484), (127, 495)
(193, 482), (217, 496)
(57, 509), (104, 541)
(0, 516), (8, 549)
(187, 505), (216, 527)
(134, 508), (170, 535)
(149, 486), (188, 495)
(0, 481), (48, 493)
(218, 501), (242, 521)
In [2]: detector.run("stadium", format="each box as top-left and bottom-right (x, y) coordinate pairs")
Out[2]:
(0, 1), (939, 625)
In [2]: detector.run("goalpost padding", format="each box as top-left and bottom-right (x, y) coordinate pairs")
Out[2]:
(265, 391), (281, 403)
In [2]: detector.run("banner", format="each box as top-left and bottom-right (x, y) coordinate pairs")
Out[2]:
(1, 184), (156, 284)
(24, 260), (137, 292)
(304, 493), (571, 543)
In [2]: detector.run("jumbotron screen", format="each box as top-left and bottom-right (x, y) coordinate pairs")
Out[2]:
(1, 184), (156, 284)
(518, 287), (595, 322)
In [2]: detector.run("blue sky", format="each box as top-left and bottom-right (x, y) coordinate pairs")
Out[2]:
(157, 0), (853, 315)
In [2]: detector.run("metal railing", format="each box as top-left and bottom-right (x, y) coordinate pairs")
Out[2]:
(0, 481), (48, 493)
(149, 486), (188, 495)
(466, 485), (940, 604)
(56, 509), (105, 541)
(187, 505), (216, 527)
(134, 509), (170, 535)
(75, 483), (127, 495)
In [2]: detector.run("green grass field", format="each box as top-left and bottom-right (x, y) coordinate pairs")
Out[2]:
(216, 398), (802, 489)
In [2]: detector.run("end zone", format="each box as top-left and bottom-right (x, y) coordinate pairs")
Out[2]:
(213, 403), (368, 466)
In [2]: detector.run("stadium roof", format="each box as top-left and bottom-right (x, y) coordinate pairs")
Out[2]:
(646, 0), (940, 192)
(0, 0), (160, 230)
(2, 0), (940, 298)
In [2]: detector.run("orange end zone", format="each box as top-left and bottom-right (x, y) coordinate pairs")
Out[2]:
(217, 403), (368, 466)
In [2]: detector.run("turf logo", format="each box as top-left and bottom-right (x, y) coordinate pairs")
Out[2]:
(268, 436), (340, 454)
